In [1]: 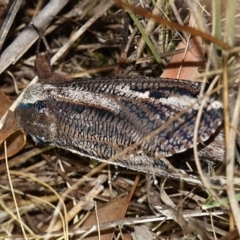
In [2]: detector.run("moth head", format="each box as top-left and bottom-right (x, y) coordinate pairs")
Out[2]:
(16, 84), (57, 145)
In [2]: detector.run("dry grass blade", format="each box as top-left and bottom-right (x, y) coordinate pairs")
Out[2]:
(226, 80), (240, 233)
(0, 0), (22, 52)
(0, 0), (69, 75)
(115, 0), (231, 50)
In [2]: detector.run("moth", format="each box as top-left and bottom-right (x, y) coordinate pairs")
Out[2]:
(16, 53), (224, 176)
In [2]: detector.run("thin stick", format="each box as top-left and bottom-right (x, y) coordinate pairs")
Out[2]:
(0, 0), (22, 52)
(0, 0), (69, 75)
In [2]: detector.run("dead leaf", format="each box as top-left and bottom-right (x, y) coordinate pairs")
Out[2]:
(0, 91), (25, 160)
(160, 15), (205, 80)
(82, 175), (140, 240)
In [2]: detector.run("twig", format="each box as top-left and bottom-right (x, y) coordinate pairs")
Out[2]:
(0, 0), (69, 75)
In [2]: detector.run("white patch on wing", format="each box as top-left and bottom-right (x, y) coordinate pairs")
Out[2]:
(207, 100), (222, 110)
(115, 85), (150, 98)
(46, 85), (121, 114)
(159, 95), (199, 110)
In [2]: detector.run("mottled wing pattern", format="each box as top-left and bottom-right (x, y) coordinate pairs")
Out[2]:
(16, 77), (223, 168)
